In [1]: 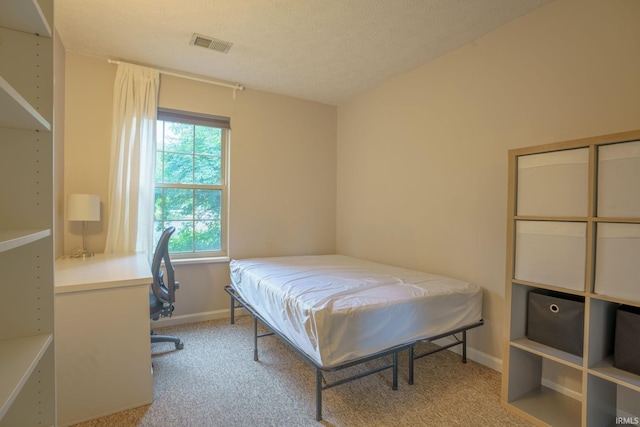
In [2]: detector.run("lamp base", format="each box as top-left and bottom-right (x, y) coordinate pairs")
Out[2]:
(70, 248), (94, 259)
(70, 221), (94, 259)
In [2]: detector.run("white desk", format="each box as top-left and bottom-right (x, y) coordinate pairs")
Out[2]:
(55, 253), (153, 426)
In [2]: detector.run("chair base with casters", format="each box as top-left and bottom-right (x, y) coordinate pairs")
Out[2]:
(150, 291), (184, 349)
(150, 331), (184, 349)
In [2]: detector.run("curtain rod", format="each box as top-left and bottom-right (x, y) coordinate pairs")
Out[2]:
(107, 59), (245, 94)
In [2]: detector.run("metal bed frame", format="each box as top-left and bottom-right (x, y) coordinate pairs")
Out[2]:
(225, 285), (483, 421)
(407, 320), (484, 384)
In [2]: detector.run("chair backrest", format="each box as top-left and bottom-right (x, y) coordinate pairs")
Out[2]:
(150, 226), (176, 304)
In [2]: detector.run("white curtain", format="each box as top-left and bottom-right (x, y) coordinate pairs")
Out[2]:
(104, 63), (159, 254)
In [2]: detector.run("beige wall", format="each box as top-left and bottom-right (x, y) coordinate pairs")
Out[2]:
(62, 53), (336, 318)
(336, 0), (640, 365)
(63, 53), (113, 253)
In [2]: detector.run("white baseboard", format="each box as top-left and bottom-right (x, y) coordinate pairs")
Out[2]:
(152, 308), (233, 327)
(431, 336), (502, 372)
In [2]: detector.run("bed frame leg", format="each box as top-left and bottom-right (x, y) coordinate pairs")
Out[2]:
(408, 345), (414, 385)
(462, 330), (467, 364)
(230, 294), (235, 325)
(316, 369), (323, 421)
(392, 351), (398, 390)
(253, 316), (259, 361)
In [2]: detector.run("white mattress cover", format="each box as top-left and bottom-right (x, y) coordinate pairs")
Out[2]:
(230, 255), (482, 368)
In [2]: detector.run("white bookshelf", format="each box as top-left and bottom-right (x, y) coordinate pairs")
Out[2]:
(502, 130), (640, 426)
(0, 0), (55, 425)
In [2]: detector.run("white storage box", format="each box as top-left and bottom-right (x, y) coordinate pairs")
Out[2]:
(594, 223), (640, 302)
(598, 140), (640, 218)
(515, 221), (586, 291)
(517, 148), (589, 217)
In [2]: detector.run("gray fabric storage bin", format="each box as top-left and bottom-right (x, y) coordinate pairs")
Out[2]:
(527, 290), (585, 356)
(614, 305), (640, 375)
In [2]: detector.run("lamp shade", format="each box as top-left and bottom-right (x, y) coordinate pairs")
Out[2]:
(68, 194), (100, 221)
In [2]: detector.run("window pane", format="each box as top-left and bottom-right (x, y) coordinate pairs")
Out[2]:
(194, 155), (221, 185)
(166, 221), (194, 253)
(153, 221), (164, 249)
(164, 152), (193, 184)
(164, 188), (193, 220)
(195, 220), (221, 251)
(164, 122), (194, 153)
(155, 151), (164, 183)
(195, 190), (221, 219)
(195, 126), (222, 155)
(154, 188), (163, 221)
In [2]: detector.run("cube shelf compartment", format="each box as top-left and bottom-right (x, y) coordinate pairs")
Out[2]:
(514, 221), (587, 291)
(506, 346), (582, 427)
(594, 223), (640, 303)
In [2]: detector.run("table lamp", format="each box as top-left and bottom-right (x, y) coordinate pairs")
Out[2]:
(68, 193), (100, 258)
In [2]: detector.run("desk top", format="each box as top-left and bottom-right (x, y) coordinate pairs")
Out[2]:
(55, 253), (152, 294)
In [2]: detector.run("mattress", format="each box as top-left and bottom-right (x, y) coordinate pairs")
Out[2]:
(230, 255), (483, 368)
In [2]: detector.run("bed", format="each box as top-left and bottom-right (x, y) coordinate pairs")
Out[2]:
(226, 254), (483, 420)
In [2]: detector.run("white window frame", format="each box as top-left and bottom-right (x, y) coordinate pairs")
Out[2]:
(155, 108), (230, 260)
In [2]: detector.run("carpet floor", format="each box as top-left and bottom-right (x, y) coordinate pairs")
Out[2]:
(71, 315), (532, 427)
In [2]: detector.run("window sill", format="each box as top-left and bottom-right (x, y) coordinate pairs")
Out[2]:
(171, 256), (230, 266)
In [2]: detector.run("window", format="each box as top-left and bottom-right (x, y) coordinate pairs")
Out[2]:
(154, 108), (229, 257)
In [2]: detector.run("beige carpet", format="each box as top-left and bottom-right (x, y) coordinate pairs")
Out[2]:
(72, 316), (532, 427)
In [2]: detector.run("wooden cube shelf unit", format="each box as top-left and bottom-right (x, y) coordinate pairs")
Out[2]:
(502, 130), (640, 427)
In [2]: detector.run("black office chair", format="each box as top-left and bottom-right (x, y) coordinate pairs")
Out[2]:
(150, 226), (184, 349)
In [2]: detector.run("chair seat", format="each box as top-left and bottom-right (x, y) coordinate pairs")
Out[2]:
(150, 289), (172, 319)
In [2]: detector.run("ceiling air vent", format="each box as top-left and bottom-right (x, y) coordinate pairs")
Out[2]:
(190, 33), (233, 53)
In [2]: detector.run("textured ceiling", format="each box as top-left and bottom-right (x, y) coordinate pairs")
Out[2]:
(55, 0), (552, 105)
